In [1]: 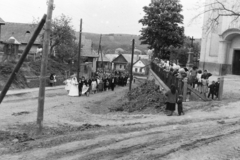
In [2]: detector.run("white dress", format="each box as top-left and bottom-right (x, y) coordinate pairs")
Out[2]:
(68, 77), (79, 97)
(91, 81), (97, 91)
(63, 79), (71, 91)
(82, 84), (89, 95)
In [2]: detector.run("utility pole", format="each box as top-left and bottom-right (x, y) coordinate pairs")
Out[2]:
(37, 0), (54, 134)
(129, 39), (135, 91)
(97, 34), (102, 72)
(100, 43), (104, 74)
(77, 19), (82, 82)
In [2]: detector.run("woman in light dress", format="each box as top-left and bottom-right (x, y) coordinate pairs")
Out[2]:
(201, 76), (209, 97)
(81, 77), (89, 96)
(63, 78), (71, 93)
(91, 78), (98, 94)
(68, 74), (79, 97)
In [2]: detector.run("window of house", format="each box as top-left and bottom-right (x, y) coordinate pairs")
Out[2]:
(120, 65), (122, 68)
(140, 68), (143, 73)
(135, 68), (138, 72)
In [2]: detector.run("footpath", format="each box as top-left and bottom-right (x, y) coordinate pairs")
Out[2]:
(0, 85), (65, 97)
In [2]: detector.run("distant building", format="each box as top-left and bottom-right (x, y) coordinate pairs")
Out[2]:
(0, 22), (42, 53)
(111, 54), (128, 71)
(133, 59), (150, 75)
(97, 53), (111, 70)
(80, 36), (99, 72)
(0, 21), (42, 62)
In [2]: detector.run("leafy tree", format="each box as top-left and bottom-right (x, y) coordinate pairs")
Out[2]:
(139, 0), (185, 58)
(34, 14), (76, 56)
(50, 14), (76, 55)
(193, 0), (240, 33)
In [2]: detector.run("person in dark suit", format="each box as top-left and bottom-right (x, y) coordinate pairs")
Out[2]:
(110, 75), (116, 91)
(78, 78), (83, 96)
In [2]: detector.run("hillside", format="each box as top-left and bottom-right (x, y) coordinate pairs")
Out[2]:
(77, 32), (149, 54)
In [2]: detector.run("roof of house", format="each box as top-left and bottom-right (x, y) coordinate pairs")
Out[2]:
(0, 22), (42, 44)
(0, 18), (5, 25)
(133, 59), (150, 66)
(112, 54), (128, 64)
(105, 54), (149, 63)
(105, 54), (118, 62)
(140, 59), (151, 66)
(97, 53), (110, 62)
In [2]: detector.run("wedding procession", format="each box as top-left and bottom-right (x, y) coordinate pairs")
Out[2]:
(63, 73), (130, 97)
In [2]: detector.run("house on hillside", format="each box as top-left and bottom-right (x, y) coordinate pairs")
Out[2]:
(111, 54), (128, 71)
(0, 22), (42, 58)
(80, 36), (99, 72)
(104, 53), (150, 71)
(133, 59), (150, 75)
(97, 53), (111, 70)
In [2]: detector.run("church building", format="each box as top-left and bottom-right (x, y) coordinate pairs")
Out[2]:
(200, 0), (240, 75)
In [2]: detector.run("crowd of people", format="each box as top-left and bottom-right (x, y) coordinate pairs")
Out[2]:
(63, 73), (130, 97)
(154, 59), (221, 116)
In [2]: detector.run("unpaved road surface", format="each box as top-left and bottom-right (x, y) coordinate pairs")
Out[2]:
(1, 78), (240, 160)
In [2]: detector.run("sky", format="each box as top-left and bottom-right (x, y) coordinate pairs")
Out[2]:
(0, 0), (205, 38)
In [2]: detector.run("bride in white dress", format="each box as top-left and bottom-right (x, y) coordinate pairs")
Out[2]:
(68, 75), (79, 97)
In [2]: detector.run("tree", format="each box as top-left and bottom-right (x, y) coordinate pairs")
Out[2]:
(193, 0), (240, 33)
(34, 14), (76, 56)
(50, 14), (76, 55)
(139, 0), (185, 58)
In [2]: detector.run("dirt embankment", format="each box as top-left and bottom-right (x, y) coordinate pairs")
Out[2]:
(111, 80), (166, 113)
(0, 58), (69, 90)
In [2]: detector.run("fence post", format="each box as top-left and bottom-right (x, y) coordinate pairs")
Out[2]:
(183, 77), (188, 102)
(218, 77), (224, 101)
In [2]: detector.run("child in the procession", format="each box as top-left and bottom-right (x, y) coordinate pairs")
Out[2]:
(49, 73), (54, 87)
(53, 74), (57, 86)
(63, 77), (71, 93)
(208, 81), (216, 99)
(177, 95), (184, 116)
(214, 78), (220, 98)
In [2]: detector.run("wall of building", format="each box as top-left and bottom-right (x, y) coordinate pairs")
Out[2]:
(133, 67), (145, 74)
(115, 64), (126, 70)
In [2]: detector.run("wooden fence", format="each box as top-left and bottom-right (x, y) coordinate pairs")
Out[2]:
(151, 62), (209, 102)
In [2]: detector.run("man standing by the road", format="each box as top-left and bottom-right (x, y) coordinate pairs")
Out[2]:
(110, 75), (116, 91)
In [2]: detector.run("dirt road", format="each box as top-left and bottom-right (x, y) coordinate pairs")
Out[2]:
(1, 80), (240, 160)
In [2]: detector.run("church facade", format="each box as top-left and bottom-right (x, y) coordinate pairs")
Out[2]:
(200, 0), (240, 75)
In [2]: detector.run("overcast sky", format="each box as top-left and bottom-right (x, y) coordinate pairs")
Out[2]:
(0, 0), (205, 38)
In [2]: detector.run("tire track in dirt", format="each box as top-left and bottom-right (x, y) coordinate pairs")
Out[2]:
(12, 119), (238, 160)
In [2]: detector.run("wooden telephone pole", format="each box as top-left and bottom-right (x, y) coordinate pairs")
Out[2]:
(37, 0), (54, 134)
(77, 19), (82, 81)
(97, 34), (103, 72)
(129, 39), (135, 91)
